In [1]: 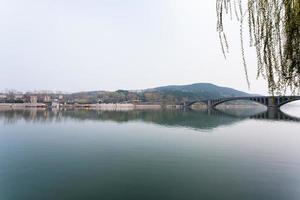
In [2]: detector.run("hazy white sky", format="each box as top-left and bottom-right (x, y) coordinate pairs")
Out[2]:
(0, 0), (268, 94)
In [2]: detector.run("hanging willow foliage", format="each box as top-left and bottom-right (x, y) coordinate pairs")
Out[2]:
(216, 0), (300, 95)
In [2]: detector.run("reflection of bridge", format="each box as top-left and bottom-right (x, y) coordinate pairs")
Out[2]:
(249, 109), (300, 122)
(0, 108), (299, 132)
(212, 107), (300, 122)
(184, 96), (300, 109)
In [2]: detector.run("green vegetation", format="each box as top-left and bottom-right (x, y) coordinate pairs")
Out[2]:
(0, 83), (252, 104)
(216, 0), (300, 94)
(69, 83), (251, 104)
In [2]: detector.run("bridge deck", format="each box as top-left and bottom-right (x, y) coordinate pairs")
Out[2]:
(185, 96), (300, 108)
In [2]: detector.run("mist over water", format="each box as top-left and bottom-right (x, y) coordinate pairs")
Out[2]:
(0, 108), (300, 200)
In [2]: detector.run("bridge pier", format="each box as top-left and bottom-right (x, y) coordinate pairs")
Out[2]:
(266, 97), (277, 108)
(207, 100), (213, 109)
(266, 106), (281, 119)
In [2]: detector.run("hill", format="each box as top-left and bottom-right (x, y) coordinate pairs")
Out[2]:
(66, 83), (253, 103)
(145, 83), (251, 101)
(0, 83), (254, 104)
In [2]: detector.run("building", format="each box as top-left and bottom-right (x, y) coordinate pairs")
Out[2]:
(14, 94), (23, 99)
(51, 99), (60, 109)
(30, 96), (38, 104)
(44, 95), (51, 102)
(0, 94), (7, 103)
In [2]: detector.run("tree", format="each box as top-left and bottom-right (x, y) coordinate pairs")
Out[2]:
(216, 0), (300, 94)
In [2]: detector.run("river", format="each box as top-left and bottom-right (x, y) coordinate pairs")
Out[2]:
(0, 105), (300, 200)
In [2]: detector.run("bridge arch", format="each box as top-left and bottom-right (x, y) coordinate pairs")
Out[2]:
(185, 101), (208, 107)
(280, 100), (300, 118)
(211, 97), (268, 108)
(185, 96), (300, 109)
(277, 98), (300, 108)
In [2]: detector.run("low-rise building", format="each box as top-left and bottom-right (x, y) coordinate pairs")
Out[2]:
(0, 94), (7, 99)
(14, 94), (24, 100)
(51, 99), (60, 109)
(44, 95), (51, 102)
(30, 96), (38, 104)
(0, 94), (7, 103)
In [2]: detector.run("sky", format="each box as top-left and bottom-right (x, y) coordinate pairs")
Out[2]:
(0, 0), (269, 94)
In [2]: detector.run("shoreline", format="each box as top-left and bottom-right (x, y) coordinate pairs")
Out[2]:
(0, 103), (164, 110)
(0, 103), (263, 111)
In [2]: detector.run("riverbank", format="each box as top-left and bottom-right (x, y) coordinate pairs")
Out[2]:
(66, 103), (163, 110)
(0, 103), (262, 111)
(0, 103), (46, 109)
(0, 103), (167, 110)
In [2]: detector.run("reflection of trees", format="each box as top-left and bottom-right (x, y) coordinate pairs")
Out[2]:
(0, 109), (63, 124)
(215, 106), (267, 118)
(0, 108), (299, 130)
(0, 109), (242, 130)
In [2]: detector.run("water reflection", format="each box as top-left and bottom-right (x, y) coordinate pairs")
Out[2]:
(0, 107), (299, 131)
(216, 106), (300, 122)
(280, 101), (300, 118)
(249, 109), (300, 121)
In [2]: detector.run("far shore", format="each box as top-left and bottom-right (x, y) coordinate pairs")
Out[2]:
(0, 103), (164, 110)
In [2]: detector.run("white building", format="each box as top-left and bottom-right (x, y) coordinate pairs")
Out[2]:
(44, 95), (51, 102)
(15, 94), (24, 99)
(30, 96), (38, 104)
(51, 99), (60, 109)
(0, 94), (7, 99)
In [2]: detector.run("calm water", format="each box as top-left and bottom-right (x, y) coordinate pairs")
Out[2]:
(0, 107), (300, 200)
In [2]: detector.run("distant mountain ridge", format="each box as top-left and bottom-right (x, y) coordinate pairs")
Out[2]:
(64, 83), (254, 104)
(0, 83), (257, 104)
(145, 83), (252, 100)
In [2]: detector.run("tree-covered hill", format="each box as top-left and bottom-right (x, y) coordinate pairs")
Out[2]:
(147, 83), (251, 101)
(67, 83), (253, 104)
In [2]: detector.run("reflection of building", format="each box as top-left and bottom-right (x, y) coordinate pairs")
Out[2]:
(30, 96), (38, 104)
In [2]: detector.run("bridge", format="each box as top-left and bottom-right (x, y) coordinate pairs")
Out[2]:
(184, 96), (300, 109)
